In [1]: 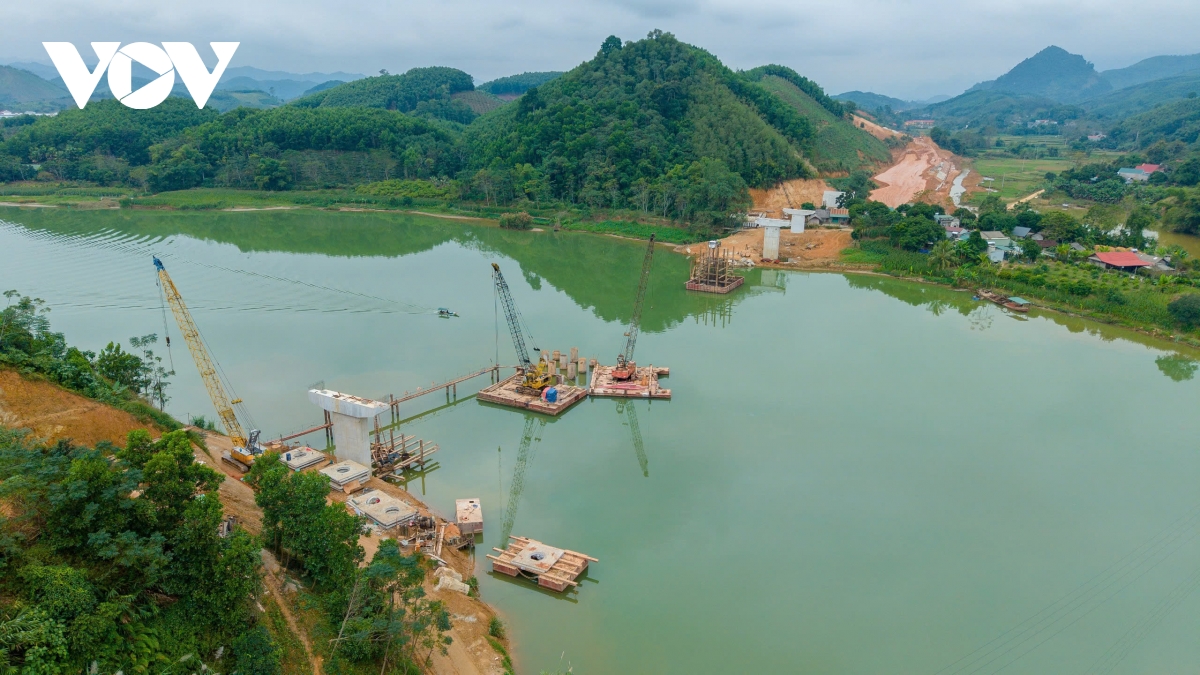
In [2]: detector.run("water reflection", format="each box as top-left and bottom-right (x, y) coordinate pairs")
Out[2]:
(1156, 355), (1199, 382)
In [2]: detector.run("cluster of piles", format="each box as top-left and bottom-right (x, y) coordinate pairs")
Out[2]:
(348, 489), (419, 529)
(319, 459), (371, 492)
(282, 446), (326, 471)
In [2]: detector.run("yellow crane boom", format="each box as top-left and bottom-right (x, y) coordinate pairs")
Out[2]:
(154, 257), (257, 468)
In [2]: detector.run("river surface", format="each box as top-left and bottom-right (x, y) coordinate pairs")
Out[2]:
(3, 207), (1200, 674)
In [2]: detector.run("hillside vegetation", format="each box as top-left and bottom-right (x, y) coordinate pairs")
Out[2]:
(1102, 53), (1200, 90)
(0, 65), (70, 111)
(752, 72), (890, 172)
(478, 71), (564, 97)
(0, 31), (889, 233)
(969, 46), (1111, 103)
(464, 32), (835, 224)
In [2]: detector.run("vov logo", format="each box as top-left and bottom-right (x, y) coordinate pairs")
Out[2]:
(42, 42), (239, 110)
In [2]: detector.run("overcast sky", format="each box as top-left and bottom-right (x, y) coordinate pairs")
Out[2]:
(4, 0), (1199, 99)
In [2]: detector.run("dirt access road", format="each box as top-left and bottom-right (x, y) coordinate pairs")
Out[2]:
(196, 430), (505, 675)
(870, 136), (960, 208)
(678, 228), (862, 271)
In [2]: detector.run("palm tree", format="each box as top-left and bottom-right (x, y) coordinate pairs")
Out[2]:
(929, 239), (958, 271)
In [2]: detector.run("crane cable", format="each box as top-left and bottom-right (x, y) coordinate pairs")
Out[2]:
(155, 271), (175, 372)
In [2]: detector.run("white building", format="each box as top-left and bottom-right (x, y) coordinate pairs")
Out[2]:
(822, 191), (845, 209)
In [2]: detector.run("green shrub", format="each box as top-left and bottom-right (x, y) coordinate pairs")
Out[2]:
(1168, 293), (1200, 327)
(488, 616), (506, 639)
(233, 626), (283, 675)
(498, 211), (534, 230)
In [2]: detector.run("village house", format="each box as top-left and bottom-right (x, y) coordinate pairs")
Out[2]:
(904, 119), (935, 129)
(827, 208), (850, 226)
(1012, 226), (1032, 239)
(1117, 165), (1161, 183)
(1088, 251), (1153, 272)
(944, 225), (969, 240)
(981, 231), (1012, 248)
(934, 214), (961, 228)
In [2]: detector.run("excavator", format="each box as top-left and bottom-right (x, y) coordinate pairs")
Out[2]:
(154, 257), (262, 470)
(613, 234), (656, 381)
(491, 263), (554, 396)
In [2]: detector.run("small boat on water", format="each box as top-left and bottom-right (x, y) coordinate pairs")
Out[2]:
(977, 289), (1030, 313)
(437, 307), (459, 318)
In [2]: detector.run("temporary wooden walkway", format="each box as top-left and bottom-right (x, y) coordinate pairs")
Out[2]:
(477, 374), (587, 416)
(589, 364), (671, 399)
(381, 365), (508, 426)
(488, 536), (597, 592)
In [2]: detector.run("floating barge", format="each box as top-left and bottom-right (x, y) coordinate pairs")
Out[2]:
(477, 373), (587, 416)
(488, 536), (597, 592)
(589, 364), (671, 399)
(978, 288), (1030, 313)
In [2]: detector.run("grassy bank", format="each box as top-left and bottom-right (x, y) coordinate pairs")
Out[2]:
(841, 240), (1200, 344)
(0, 183), (714, 244)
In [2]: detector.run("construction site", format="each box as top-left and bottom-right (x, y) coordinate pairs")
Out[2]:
(147, 233), (689, 600)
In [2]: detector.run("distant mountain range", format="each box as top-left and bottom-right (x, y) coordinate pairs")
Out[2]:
(0, 61), (366, 110)
(839, 45), (1200, 135)
(833, 91), (949, 112)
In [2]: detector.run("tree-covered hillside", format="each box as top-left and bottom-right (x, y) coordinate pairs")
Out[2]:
(970, 46), (1111, 103)
(465, 31), (814, 223)
(0, 32), (891, 231)
(478, 71), (564, 98)
(1107, 98), (1200, 151)
(748, 68), (891, 173)
(291, 66), (479, 122)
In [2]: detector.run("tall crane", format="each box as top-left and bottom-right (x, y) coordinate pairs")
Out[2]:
(499, 415), (547, 543)
(613, 234), (656, 381)
(491, 263), (553, 395)
(154, 257), (261, 470)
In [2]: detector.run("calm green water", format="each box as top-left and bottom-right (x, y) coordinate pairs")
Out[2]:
(3, 207), (1200, 674)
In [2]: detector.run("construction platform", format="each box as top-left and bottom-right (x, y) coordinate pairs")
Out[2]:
(589, 364), (671, 399)
(456, 498), (483, 535)
(488, 536), (597, 593)
(348, 489), (418, 529)
(477, 373), (587, 416)
(685, 276), (744, 294)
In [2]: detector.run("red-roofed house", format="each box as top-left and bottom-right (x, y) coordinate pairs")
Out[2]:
(1135, 163), (1162, 174)
(1089, 251), (1153, 271)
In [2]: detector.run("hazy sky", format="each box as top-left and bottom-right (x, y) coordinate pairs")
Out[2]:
(4, 0), (1199, 99)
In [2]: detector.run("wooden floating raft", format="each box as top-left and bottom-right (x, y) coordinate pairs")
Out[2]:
(977, 288), (1031, 313)
(476, 373), (587, 416)
(589, 364), (671, 399)
(487, 536), (597, 592)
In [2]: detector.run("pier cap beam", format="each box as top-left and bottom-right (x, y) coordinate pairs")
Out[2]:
(308, 389), (388, 466)
(308, 389), (389, 418)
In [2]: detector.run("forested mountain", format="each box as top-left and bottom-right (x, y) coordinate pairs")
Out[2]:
(0, 65), (71, 111)
(969, 46), (1111, 103)
(478, 71), (564, 98)
(291, 66), (479, 122)
(0, 32), (887, 227)
(1082, 73), (1200, 120)
(1106, 98), (1200, 151)
(835, 90), (912, 112)
(465, 32), (823, 222)
(915, 89), (1074, 130)
(1102, 53), (1200, 90)
(750, 70), (891, 172)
